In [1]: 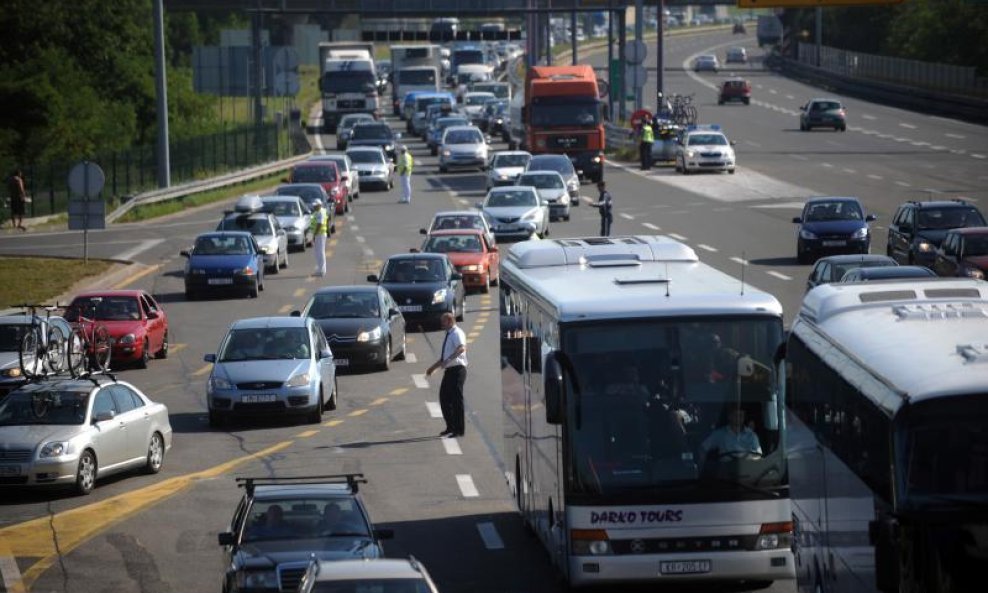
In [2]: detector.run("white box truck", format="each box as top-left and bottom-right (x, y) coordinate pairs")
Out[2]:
(318, 42), (379, 133)
(389, 45), (443, 117)
(757, 15), (783, 48)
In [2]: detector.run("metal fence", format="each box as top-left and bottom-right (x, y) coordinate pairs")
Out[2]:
(14, 121), (301, 219)
(797, 42), (988, 99)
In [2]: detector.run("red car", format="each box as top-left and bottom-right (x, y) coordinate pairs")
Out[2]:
(64, 290), (169, 368)
(417, 229), (500, 293)
(718, 78), (751, 106)
(289, 161), (349, 215)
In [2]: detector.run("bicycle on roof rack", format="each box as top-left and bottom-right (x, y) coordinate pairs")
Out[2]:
(63, 299), (112, 377)
(14, 303), (69, 379)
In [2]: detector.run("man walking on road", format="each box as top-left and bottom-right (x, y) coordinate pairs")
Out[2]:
(309, 200), (329, 277)
(639, 115), (655, 171)
(593, 180), (613, 237)
(397, 146), (414, 204)
(6, 168), (28, 231)
(426, 312), (468, 438)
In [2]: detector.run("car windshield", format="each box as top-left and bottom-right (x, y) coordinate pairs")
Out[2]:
(518, 174), (563, 189)
(339, 115), (373, 130)
(476, 85), (509, 99)
(66, 296), (140, 321)
(688, 134), (728, 146)
(445, 130), (483, 144)
(415, 97), (450, 112)
(529, 158), (573, 176)
(242, 497), (369, 543)
(381, 259), (446, 283)
(292, 167), (337, 183)
(351, 125), (392, 141)
(487, 190), (537, 208)
(264, 201), (302, 217)
(805, 201), (863, 222)
(306, 293), (380, 319)
(917, 207), (986, 230)
(347, 151), (385, 164)
(465, 94), (494, 106)
(310, 580), (433, 593)
(495, 154), (530, 168)
(963, 235), (988, 257)
(0, 324), (29, 352)
(278, 186), (326, 207)
(319, 158), (348, 173)
(192, 235), (252, 255)
(424, 234), (483, 254)
(219, 217), (274, 236)
(433, 215), (484, 231)
(219, 327), (310, 362)
(0, 389), (89, 426)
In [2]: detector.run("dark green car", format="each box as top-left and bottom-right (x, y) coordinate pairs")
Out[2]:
(799, 98), (846, 132)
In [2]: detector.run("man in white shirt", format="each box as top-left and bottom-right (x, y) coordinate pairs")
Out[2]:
(426, 312), (468, 437)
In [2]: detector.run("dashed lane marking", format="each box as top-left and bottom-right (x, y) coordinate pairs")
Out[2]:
(767, 271), (792, 281)
(861, 114), (877, 120)
(730, 256), (748, 265)
(169, 344), (187, 355)
(619, 213), (634, 220)
(867, 174), (884, 180)
(642, 222), (660, 231)
(442, 438), (463, 455)
(293, 288), (306, 298)
(295, 430), (319, 438)
(278, 304), (292, 314)
(697, 244), (718, 253)
(389, 388), (409, 396)
(945, 133), (965, 139)
(668, 233), (688, 241)
(478, 522), (505, 550)
(426, 401), (443, 418)
(413, 374), (429, 389)
(405, 352), (418, 364)
(355, 236), (366, 243)
(896, 181), (911, 187)
(348, 409), (368, 417)
(322, 419), (344, 427)
(456, 474), (480, 498)
(192, 364), (212, 377)
(900, 123), (917, 129)
(370, 398), (389, 406)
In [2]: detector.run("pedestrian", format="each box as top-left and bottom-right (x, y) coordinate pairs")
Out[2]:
(397, 146), (414, 204)
(309, 200), (329, 277)
(593, 180), (613, 237)
(639, 115), (655, 170)
(6, 168), (28, 231)
(426, 312), (468, 438)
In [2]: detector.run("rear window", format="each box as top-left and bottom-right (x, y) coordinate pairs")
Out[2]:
(724, 81), (747, 89)
(292, 166), (336, 183)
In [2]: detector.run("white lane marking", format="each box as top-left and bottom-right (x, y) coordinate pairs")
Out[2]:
(899, 123), (917, 129)
(730, 256), (748, 265)
(744, 140), (762, 148)
(867, 174), (884, 180)
(350, 224), (360, 231)
(457, 474), (480, 497)
(459, 198), (471, 206)
(346, 215), (355, 222)
(115, 238), (166, 261)
(668, 233), (688, 241)
(930, 145), (947, 151)
(636, 168), (817, 204)
(0, 553), (24, 593)
(750, 201), (805, 209)
(697, 244), (718, 253)
(362, 248), (374, 257)
(973, 154), (987, 160)
(413, 374), (429, 389)
(861, 114), (877, 120)
(355, 235), (366, 243)
(769, 89), (778, 95)
(767, 271), (792, 281)
(619, 213), (634, 220)
(790, 154), (808, 161)
(405, 352), (418, 364)
(820, 163), (834, 168)
(945, 133), (965, 139)
(642, 222), (660, 231)
(477, 522), (505, 550)
(426, 401), (443, 418)
(785, 94), (795, 100)
(442, 437), (463, 455)
(895, 181), (911, 187)
(843, 168), (857, 174)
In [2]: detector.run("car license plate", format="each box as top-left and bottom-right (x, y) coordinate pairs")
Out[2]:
(241, 394), (276, 404)
(0, 465), (21, 476)
(822, 240), (846, 247)
(208, 278), (234, 285)
(399, 305), (422, 313)
(334, 358), (349, 367)
(659, 560), (711, 575)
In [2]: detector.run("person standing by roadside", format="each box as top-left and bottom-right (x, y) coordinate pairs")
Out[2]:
(639, 114), (655, 170)
(593, 180), (613, 237)
(6, 168), (28, 231)
(309, 200), (329, 277)
(426, 312), (468, 437)
(397, 146), (414, 204)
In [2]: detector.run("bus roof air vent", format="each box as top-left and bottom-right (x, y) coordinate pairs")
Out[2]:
(957, 343), (988, 363)
(581, 253), (641, 267)
(892, 303), (988, 321)
(613, 276), (669, 285)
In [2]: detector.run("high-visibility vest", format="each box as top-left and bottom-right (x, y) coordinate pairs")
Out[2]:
(398, 152), (414, 175)
(309, 208), (329, 236)
(642, 124), (655, 144)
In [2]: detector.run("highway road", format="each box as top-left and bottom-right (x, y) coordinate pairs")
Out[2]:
(0, 27), (986, 593)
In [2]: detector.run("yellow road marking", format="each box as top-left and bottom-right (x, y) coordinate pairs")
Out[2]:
(306, 276), (316, 283)
(5, 441), (293, 589)
(295, 430), (319, 438)
(278, 304), (293, 314)
(407, 336), (416, 343)
(329, 239), (338, 247)
(348, 409), (368, 417)
(192, 364), (212, 377)
(111, 264), (161, 290)
(168, 343), (187, 355)
(293, 288), (306, 298)
(389, 388), (409, 396)
(325, 250), (334, 259)
(323, 419), (344, 427)
(468, 332), (481, 338)
(370, 398), (388, 406)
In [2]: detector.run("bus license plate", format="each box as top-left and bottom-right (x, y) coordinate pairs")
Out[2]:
(0, 465), (20, 476)
(660, 560), (711, 575)
(241, 394), (276, 404)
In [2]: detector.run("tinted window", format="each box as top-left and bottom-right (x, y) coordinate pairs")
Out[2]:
(350, 125), (393, 141)
(917, 207), (986, 230)
(306, 293), (381, 319)
(264, 201), (302, 217)
(219, 217), (274, 236)
(518, 174), (564, 189)
(109, 385), (141, 413)
(219, 327), (310, 361)
(424, 234), (483, 254)
(0, 324), (29, 352)
(963, 235), (988, 257)
(67, 296), (140, 322)
(688, 134), (728, 146)
(0, 389), (89, 426)
(804, 201), (863, 222)
(529, 157), (573, 175)
(494, 154), (530, 168)
(444, 130), (483, 144)
(292, 166), (337, 183)
(382, 259), (446, 283)
(192, 235), (252, 255)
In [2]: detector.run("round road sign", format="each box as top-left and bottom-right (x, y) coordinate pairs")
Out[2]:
(625, 40), (647, 65)
(67, 161), (105, 198)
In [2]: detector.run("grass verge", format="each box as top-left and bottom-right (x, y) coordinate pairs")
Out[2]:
(117, 171), (289, 222)
(0, 258), (115, 309)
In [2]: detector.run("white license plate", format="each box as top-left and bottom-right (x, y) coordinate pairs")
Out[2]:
(398, 305), (422, 312)
(659, 560), (711, 575)
(0, 465), (21, 476)
(822, 240), (846, 247)
(241, 394), (276, 403)
(334, 358), (349, 367)
(208, 278), (234, 285)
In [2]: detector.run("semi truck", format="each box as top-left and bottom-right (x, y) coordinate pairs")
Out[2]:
(510, 64), (605, 182)
(318, 42), (380, 133)
(389, 44), (443, 117)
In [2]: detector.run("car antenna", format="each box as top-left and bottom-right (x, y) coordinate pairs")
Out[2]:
(664, 262), (670, 298)
(739, 251), (746, 296)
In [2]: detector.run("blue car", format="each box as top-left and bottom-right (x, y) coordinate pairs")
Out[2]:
(181, 231), (266, 300)
(793, 197), (877, 264)
(204, 316), (337, 427)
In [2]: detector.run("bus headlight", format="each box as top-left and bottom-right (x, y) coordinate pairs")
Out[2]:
(571, 529), (612, 555)
(756, 522), (793, 550)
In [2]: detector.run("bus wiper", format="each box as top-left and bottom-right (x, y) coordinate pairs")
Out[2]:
(700, 477), (782, 499)
(915, 494), (988, 509)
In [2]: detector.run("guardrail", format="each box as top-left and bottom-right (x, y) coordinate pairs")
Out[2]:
(604, 123), (636, 150)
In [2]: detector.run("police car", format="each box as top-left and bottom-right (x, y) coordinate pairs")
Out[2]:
(674, 124), (736, 175)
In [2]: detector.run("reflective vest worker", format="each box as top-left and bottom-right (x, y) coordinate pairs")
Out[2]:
(397, 146), (414, 204)
(310, 201), (329, 277)
(639, 116), (655, 171)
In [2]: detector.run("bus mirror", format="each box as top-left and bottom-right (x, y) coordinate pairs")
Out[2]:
(773, 342), (786, 366)
(544, 354), (564, 425)
(737, 356), (756, 379)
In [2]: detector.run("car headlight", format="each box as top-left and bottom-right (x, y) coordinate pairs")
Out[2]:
(120, 334), (136, 345)
(964, 268), (985, 280)
(571, 536), (612, 556)
(800, 229), (818, 240)
(2, 368), (23, 378)
(264, 244), (278, 254)
(916, 241), (934, 253)
(442, 150), (451, 157)
(238, 266), (255, 276)
(286, 372), (310, 388)
(238, 571), (278, 589)
(357, 327), (383, 342)
(495, 118), (503, 124)
(210, 375), (233, 390)
(523, 211), (539, 221)
(284, 225), (298, 232)
(384, 144), (394, 152)
(592, 154), (603, 163)
(851, 228), (869, 239)
(462, 264), (481, 272)
(432, 289), (448, 304)
(568, 181), (579, 191)
(560, 195), (570, 205)
(686, 149), (697, 158)
(40, 441), (73, 458)
(330, 187), (340, 196)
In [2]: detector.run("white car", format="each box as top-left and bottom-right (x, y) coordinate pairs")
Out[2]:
(439, 126), (489, 173)
(486, 151), (532, 190)
(526, 154), (581, 201)
(515, 170), (571, 222)
(259, 195), (311, 252)
(460, 91), (497, 127)
(675, 127), (737, 175)
(420, 210), (496, 246)
(346, 146), (394, 191)
(478, 186), (549, 241)
(308, 154), (360, 201)
(693, 54), (720, 73)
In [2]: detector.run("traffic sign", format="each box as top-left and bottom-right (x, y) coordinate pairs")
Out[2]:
(737, 0), (903, 6)
(625, 40), (648, 65)
(68, 199), (106, 231)
(627, 65), (648, 88)
(67, 161), (105, 198)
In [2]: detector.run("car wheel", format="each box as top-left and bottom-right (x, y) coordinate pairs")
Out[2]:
(75, 450), (96, 495)
(718, 99), (724, 105)
(185, 288), (196, 301)
(481, 273), (491, 294)
(156, 330), (169, 359)
(269, 260), (279, 275)
(431, 147), (437, 156)
(395, 332), (406, 361)
(208, 410), (224, 429)
(249, 279), (259, 299)
(491, 272), (499, 287)
(729, 168), (736, 175)
(282, 249), (289, 269)
(797, 251), (811, 265)
(144, 432), (165, 474)
(137, 338), (150, 369)
(674, 159), (682, 173)
(744, 98), (750, 105)
(840, 125), (847, 132)
(325, 377), (338, 411)
(456, 298), (465, 322)
(308, 390), (323, 424)
(378, 341), (391, 372)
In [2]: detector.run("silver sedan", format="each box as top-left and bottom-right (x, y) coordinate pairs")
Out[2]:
(0, 377), (172, 495)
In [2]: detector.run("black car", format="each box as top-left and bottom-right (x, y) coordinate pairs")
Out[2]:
(296, 286), (407, 371)
(799, 98), (847, 132)
(793, 197), (876, 264)
(367, 253), (465, 327)
(804, 254), (897, 292)
(839, 265), (937, 283)
(218, 475), (392, 593)
(886, 199), (987, 267)
(347, 121), (400, 163)
(931, 227), (988, 280)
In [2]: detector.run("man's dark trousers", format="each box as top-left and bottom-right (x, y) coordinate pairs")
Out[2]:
(439, 365), (467, 434)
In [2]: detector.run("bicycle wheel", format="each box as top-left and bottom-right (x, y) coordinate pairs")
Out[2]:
(18, 326), (41, 379)
(67, 327), (88, 377)
(90, 325), (111, 372)
(45, 325), (67, 375)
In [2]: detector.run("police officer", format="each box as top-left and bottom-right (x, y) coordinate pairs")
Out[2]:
(309, 201), (329, 277)
(593, 180), (613, 237)
(397, 146), (414, 204)
(639, 114), (655, 171)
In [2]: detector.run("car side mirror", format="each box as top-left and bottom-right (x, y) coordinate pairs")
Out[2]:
(865, 214), (877, 222)
(541, 199), (550, 206)
(729, 140), (737, 146)
(451, 272), (463, 280)
(491, 246), (499, 252)
(217, 532), (235, 546)
(792, 217), (803, 224)
(341, 175), (349, 181)
(389, 308), (401, 318)
(320, 348), (333, 360)
(204, 353), (216, 363)
(475, 202), (484, 209)
(394, 132), (403, 139)
(180, 250), (190, 258)
(147, 311), (159, 320)
(409, 248), (420, 253)
(367, 274), (379, 282)
(290, 310), (301, 317)
(419, 228), (427, 235)
(374, 528), (395, 541)
(94, 410), (115, 423)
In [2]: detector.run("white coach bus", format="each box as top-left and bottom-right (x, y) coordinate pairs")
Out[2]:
(500, 236), (795, 588)
(787, 279), (988, 593)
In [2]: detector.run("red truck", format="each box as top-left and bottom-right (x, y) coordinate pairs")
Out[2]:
(511, 64), (605, 182)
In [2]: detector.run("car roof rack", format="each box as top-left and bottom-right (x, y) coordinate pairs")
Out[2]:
(236, 474), (367, 496)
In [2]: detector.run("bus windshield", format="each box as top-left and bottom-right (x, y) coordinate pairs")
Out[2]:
(561, 317), (785, 498)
